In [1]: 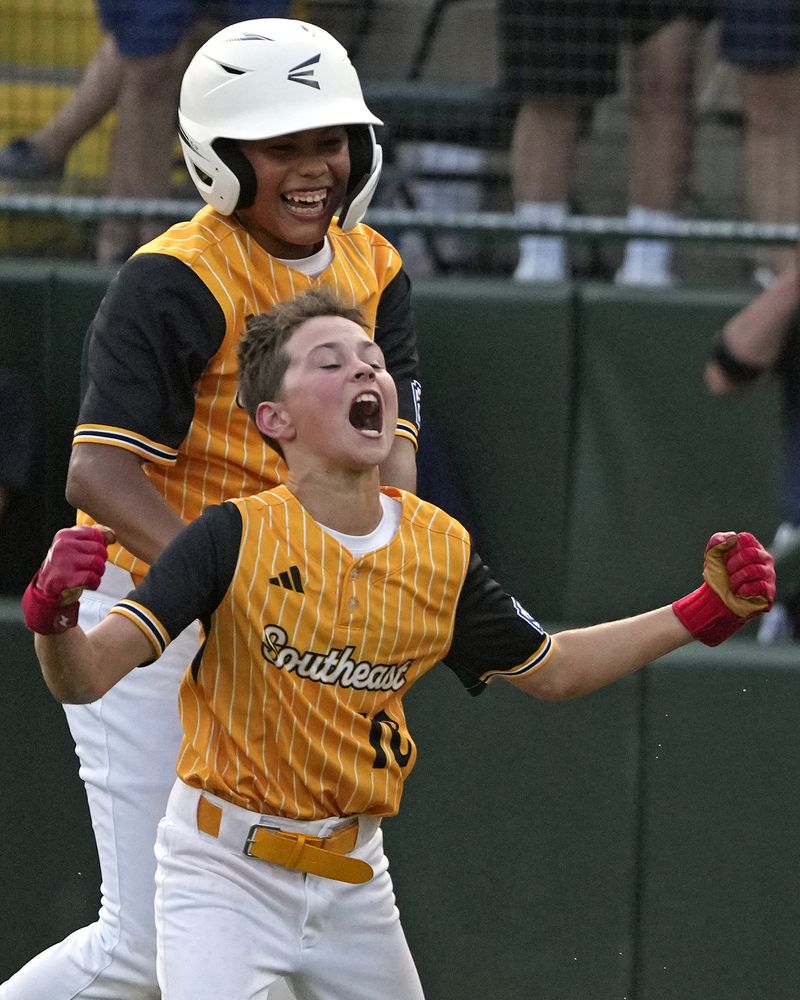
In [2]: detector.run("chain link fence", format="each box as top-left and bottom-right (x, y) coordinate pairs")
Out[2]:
(1, 0), (798, 281)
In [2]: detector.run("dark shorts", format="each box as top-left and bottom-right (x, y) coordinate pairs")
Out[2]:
(97, 0), (290, 57)
(719, 0), (800, 72)
(499, 0), (715, 99)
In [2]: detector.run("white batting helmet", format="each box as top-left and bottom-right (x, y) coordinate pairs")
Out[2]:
(178, 18), (383, 230)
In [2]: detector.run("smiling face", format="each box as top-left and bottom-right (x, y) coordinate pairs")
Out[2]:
(255, 315), (398, 472)
(235, 126), (351, 258)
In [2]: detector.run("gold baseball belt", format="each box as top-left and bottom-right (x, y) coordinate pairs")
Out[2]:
(196, 794), (373, 884)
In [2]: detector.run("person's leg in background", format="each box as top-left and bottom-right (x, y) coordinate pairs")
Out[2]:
(508, 97), (582, 283)
(500, 0), (621, 283)
(719, 0), (800, 286)
(739, 66), (800, 285)
(94, 42), (193, 263)
(617, 9), (710, 286)
(92, 0), (200, 263)
(0, 34), (121, 181)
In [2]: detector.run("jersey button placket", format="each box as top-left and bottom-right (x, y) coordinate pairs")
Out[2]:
(341, 561), (364, 625)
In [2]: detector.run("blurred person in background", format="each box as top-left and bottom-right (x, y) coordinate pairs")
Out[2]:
(704, 252), (800, 640)
(0, 1), (290, 265)
(501, 0), (714, 286)
(718, 0), (800, 288)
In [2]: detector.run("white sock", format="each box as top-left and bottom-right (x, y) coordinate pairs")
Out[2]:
(616, 205), (676, 287)
(513, 201), (568, 282)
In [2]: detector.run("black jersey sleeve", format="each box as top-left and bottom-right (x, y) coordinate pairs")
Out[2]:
(117, 502), (242, 656)
(375, 268), (421, 433)
(443, 547), (552, 696)
(76, 253), (226, 456)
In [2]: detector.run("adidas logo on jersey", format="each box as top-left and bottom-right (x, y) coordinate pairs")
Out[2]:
(269, 565), (304, 593)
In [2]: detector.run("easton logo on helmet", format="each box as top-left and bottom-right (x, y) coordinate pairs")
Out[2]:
(288, 54), (321, 89)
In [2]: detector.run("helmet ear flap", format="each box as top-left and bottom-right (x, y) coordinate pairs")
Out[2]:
(338, 125), (382, 232)
(213, 139), (257, 211)
(345, 126), (373, 195)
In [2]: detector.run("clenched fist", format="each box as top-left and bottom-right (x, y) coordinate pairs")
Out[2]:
(22, 525), (115, 635)
(672, 531), (775, 646)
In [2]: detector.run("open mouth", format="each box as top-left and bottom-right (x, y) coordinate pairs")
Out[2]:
(349, 391), (383, 437)
(281, 189), (328, 216)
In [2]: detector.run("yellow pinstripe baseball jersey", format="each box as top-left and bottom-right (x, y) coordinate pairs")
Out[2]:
(109, 487), (552, 819)
(73, 206), (420, 580)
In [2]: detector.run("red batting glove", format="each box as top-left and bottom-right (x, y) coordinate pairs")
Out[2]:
(672, 531), (776, 646)
(22, 525), (115, 635)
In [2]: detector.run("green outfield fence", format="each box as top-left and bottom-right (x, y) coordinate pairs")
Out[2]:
(2, 192), (800, 246)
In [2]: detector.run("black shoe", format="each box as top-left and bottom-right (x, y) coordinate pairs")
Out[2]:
(0, 138), (64, 180)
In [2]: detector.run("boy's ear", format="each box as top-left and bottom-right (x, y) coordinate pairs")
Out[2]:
(256, 401), (295, 443)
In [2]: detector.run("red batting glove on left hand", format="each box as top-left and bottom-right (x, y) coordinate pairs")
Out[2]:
(22, 525), (115, 635)
(672, 531), (776, 646)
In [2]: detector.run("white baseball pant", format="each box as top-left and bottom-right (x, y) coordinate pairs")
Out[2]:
(155, 780), (426, 1000)
(0, 565), (297, 1000)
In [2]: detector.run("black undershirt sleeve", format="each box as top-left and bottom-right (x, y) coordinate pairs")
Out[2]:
(78, 253), (227, 452)
(129, 502), (242, 644)
(375, 268), (421, 431)
(443, 548), (550, 696)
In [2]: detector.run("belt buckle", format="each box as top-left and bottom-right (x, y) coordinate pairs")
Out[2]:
(244, 822), (325, 857)
(243, 821), (373, 884)
(244, 822), (280, 857)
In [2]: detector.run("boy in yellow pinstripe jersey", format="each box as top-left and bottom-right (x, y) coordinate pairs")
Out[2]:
(3, 19), (417, 1000)
(24, 289), (775, 998)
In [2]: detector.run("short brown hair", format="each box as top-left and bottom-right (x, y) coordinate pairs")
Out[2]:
(237, 288), (366, 455)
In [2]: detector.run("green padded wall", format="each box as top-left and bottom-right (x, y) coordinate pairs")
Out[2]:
(563, 284), (783, 623)
(637, 642), (800, 1000)
(385, 666), (642, 1000)
(0, 602), (100, 982)
(0, 260), (112, 592)
(413, 279), (576, 622)
(46, 263), (115, 525)
(1, 263), (51, 589)
(1, 261), (50, 376)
